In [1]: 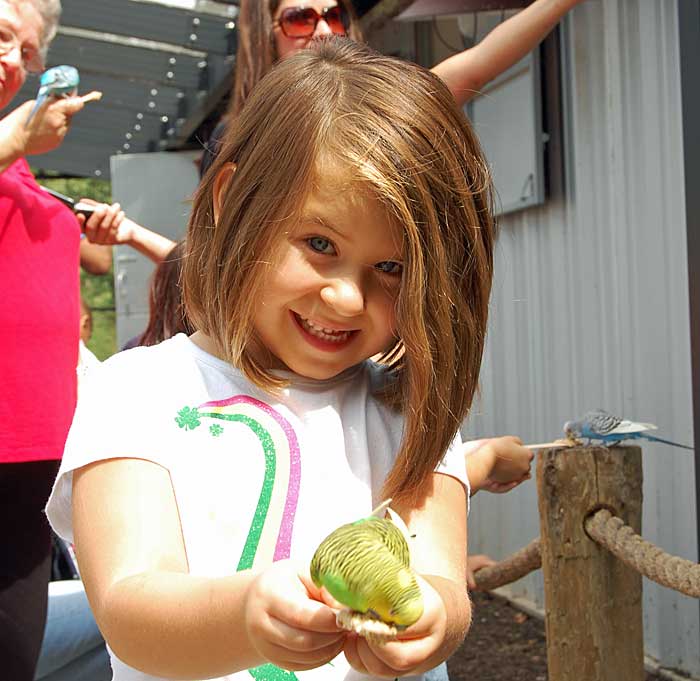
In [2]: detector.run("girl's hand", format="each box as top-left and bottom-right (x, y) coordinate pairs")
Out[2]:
(244, 560), (346, 672)
(482, 436), (533, 493)
(466, 554), (497, 591)
(77, 199), (135, 246)
(341, 575), (447, 677)
(466, 436), (533, 494)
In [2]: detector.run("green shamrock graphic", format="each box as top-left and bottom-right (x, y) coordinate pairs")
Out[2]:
(175, 406), (201, 430)
(248, 664), (298, 680)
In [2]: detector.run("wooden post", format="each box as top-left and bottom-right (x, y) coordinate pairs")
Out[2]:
(537, 445), (644, 680)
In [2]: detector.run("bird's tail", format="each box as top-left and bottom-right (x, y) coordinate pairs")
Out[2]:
(641, 433), (694, 450)
(25, 93), (47, 128)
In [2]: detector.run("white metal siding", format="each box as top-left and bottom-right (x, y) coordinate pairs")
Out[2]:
(463, 1), (699, 675)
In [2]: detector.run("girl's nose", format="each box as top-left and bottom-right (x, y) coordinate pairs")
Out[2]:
(313, 18), (334, 38)
(320, 278), (365, 317)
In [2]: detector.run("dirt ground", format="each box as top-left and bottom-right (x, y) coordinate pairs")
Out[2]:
(446, 591), (665, 681)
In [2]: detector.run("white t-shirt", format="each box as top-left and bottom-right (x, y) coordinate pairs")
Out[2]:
(47, 334), (468, 681)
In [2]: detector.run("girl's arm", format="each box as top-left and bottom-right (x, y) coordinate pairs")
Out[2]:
(73, 458), (342, 678)
(431, 0), (584, 107)
(76, 200), (177, 264)
(343, 473), (470, 676)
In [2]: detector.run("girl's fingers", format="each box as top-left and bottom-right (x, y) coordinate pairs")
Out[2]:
(345, 630), (440, 677)
(367, 633), (439, 675)
(343, 634), (367, 674)
(354, 636), (403, 677)
(84, 206), (108, 240)
(264, 615), (346, 652)
(272, 598), (342, 634)
(261, 635), (346, 669)
(102, 202), (122, 231)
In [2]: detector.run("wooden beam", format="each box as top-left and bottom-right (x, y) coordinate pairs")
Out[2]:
(360, 0), (416, 34)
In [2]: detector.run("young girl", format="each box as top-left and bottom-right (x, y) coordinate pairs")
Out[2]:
(47, 37), (494, 680)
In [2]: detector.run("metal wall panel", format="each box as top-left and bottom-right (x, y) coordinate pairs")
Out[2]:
(462, 1), (699, 675)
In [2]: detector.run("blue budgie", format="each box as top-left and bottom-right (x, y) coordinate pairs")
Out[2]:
(25, 65), (80, 126)
(563, 409), (693, 450)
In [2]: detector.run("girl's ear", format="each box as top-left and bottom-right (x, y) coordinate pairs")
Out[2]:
(212, 162), (237, 225)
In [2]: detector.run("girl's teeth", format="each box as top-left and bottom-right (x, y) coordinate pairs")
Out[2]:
(300, 317), (351, 342)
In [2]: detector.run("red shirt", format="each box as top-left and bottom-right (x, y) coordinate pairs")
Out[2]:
(0, 158), (80, 463)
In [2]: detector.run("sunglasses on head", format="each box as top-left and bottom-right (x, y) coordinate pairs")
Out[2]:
(275, 5), (349, 39)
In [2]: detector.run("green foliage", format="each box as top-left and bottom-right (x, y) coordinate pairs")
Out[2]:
(38, 175), (117, 360)
(39, 175), (112, 203)
(80, 266), (116, 361)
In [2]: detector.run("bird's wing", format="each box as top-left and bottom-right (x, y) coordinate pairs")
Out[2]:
(607, 419), (658, 434)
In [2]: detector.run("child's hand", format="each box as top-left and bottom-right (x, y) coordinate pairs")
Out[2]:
(482, 436), (533, 493)
(77, 199), (138, 246)
(466, 554), (497, 591)
(466, 436), (533, 494)
(244, 560), (346, 672)
(341, 575), (447, 677)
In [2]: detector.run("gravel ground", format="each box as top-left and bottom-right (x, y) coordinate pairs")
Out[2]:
(446, 591), (666, 681)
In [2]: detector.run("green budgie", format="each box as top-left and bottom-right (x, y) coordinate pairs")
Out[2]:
(25, 65), (79, 126)
(310, 503), (424, 637)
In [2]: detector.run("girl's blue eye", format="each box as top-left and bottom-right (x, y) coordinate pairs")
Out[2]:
(375, 261), (403, 275)
(308, 237), (336, 254)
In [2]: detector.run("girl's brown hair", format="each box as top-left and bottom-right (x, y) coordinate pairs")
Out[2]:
(229, 0), (362, 118)
(185, 37), (494, 502)
(140, 241), (194, 346)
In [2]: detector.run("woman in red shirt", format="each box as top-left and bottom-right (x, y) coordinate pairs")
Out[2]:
(0, 2), (117, 678)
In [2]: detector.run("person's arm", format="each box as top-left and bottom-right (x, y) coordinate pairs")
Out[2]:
(73, 458), (342, 678)
(431, 0), (584, 107)
(464, 436), (533, 495)
(79, 239), (112, 275)
(77, 199), (176, 264)
(342, 473), (470, 676)
(0, 97), (84, 173)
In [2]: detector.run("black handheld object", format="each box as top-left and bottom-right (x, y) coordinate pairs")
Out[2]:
(40, 185), (97, 218)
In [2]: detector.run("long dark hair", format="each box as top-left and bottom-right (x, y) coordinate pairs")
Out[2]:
(140, 241), (194, 346)
(228, 0), (362, 118)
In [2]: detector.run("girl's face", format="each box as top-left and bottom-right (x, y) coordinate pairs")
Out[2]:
(272, 0), (347, 61)
(0, 1), (43, 111)
(251, 164), (403, 380)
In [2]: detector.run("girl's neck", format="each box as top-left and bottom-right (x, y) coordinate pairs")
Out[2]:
(189, 331), (222, 360)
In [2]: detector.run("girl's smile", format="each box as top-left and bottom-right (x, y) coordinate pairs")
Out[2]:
(292, 312), (359, 349)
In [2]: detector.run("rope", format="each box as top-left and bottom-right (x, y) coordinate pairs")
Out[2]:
(585, 509), (700, 598)
(472, 538), (542, 591)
